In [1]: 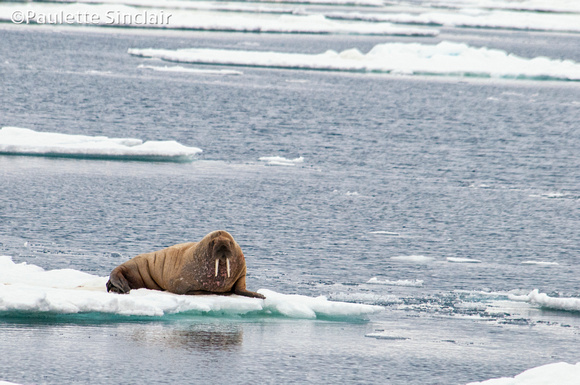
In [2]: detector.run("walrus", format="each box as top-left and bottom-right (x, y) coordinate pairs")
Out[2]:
(106, 230), (265, 299)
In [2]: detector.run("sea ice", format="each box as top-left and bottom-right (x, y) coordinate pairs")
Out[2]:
(447, 257), (482, 263)
(0, 3), (437, 36)
(138, 64), (243, 75)
(521, 261), (559, 266)
(259, 156), (304, 166)
(0, 256), (382, 319)
(510, 289), (580, 312)
(128, 41), (580, 81)
(367, 277), (424, 287)
(466, 361), (580, 385)
(0, 127), (202, 162)
(390, 255), (434, 263)
(330, 9), (580, 33)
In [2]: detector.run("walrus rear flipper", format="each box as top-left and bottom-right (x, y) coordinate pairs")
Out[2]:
(106, 268), (132, 294)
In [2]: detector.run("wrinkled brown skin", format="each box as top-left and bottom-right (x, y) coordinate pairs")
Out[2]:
(106, 230), (265, 299)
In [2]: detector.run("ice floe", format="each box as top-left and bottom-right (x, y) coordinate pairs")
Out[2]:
(259, 156), (304, 166)
(369, 231), (400, 236)
(0, 256), (382, 320)
(426, 0), (580, 14)
(49, 0), (386, 7)
(466, 361), (580, 385)
(447, 257), (482, 263)
(390, 255), (434, 263)
(128, 41), (580, 81)
(367, 277), (424, 287)
(0, 127), (201, 162)
(521, 261), (559, 266)
(0, 3), (437, 36)
(509, 289), (580, 313)
(138, 64), (243, 75)
(328, 9), (580, 33)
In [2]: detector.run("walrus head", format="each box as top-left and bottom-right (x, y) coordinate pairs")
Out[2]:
(201, 230), (244, 282)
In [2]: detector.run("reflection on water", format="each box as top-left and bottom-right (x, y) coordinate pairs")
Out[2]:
(130, 324), (243, 352)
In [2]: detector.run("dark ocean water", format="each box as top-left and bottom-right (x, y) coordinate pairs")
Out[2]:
(1, 23), (579, 384)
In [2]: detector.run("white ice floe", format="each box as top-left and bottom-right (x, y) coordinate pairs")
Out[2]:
(259, 156), (304, 166)
(0, 127), (202, 162)
(521, 261), (559, 266)
(328, 9), (580, 33)
(466, 361), (580, 385)
(447, 257), (482, 263)
(328, 292), (402, 306)
(48, 0), (386, 8)
(0, 256), (382, 319)
(0, 3), (437, 36)
(46, 0), (297, 14)
(508, 289), (580, 312)
(390, 255), (434, 263)
(426, 0), (580, 14)
(369, 231), (400, 236)
(138, 64), (243, 75)
(128, 41), (580, 81)
(367, 277), (424, 287)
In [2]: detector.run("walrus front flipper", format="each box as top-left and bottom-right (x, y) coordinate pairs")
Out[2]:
(233, 276), (265, 299)
(106, 268), (132, 294)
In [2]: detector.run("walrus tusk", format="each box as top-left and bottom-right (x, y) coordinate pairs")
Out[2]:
(226, 258), (231, 278)
(215, 258), (219, 277)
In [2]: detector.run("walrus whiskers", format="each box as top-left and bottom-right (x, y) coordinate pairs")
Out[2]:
(227, 258), (231, 278)
(215, 258), (219, 277)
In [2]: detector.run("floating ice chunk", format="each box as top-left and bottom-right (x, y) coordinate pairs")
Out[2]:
(49, 0), (386, 8)
(509, 289), (580, 312)
(0, 256), (381, 320)
(466, 361), (580, 385)
(0, 127), (202, 162)
(259, 156), (304, 166)
(260, 289), (383, 318)
(390, 255), (434, 263)
(427, 0), (580, 14)
(521, 261), (559, 266)
(138, 64), (242, 75)
(0, 3), (437, 36)
(328, 9), (580, 33)
(327, 292), (401, 306)
(447, 257), (482, 263)
(369, 231), (400, 236)
(367, 277), (424, 287)
(128, 41), (580, 81)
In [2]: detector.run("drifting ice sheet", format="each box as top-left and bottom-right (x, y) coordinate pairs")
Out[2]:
(328, 9), (580, 33)
(426, 0), (580, 13)
(129, 41), (580, 81)
(0, 127), (202, 162)
(0, 3), (437, 36)
(466, 361), (580, 385)
(259, 156), (304, 166)
(0, 256), (382, 320)
(138, 64), (242, 75)
(509, 289), (580, 312)
(367, 277), (424, 287)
